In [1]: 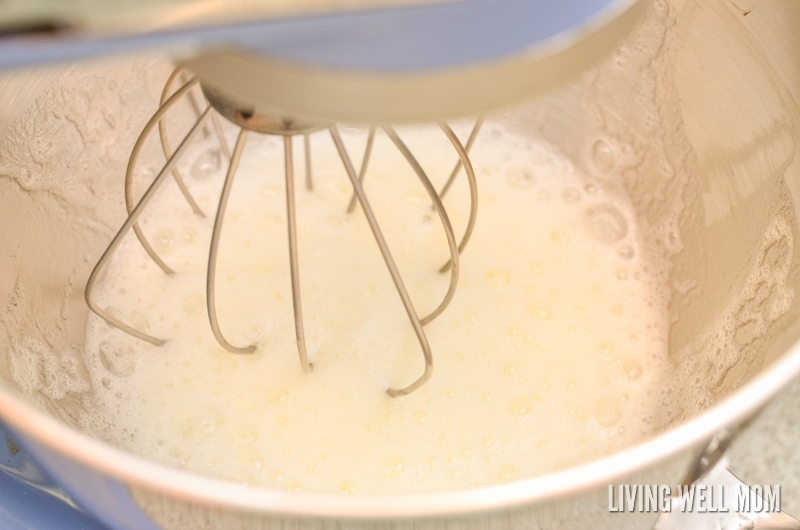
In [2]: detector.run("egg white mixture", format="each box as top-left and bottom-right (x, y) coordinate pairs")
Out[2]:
(82, 122), (669, 494)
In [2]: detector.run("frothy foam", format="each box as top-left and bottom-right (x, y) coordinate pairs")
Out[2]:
(78, 122), (671, 494)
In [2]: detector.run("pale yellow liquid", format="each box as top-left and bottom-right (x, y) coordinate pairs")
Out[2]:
(81, 122), (669, 494)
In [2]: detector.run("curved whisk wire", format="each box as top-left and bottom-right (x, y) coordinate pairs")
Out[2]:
(87, 69), (482, 397)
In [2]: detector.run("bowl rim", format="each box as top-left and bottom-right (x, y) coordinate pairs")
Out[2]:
(0, 337), (798, 519)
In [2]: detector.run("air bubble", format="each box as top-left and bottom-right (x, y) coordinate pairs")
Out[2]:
(561, 187), (581, 203)
(381, 455), (406, 479)
(231, 425), (259, 444)
(191, 149), (222, 180)
(153, 227), (176, 255)
(340, 480), (358, 494)
(507, 168), (535, 190)
(510, 397), (532, 416)
(593, 396), (622, 427)
(583, 205), (628, 243)
(668, 231), (679, 246)
(550, 229), (571, 245)
(591, 140), (615, 173)
(183, 228), (197, 244)
(498, 464), (518, 481)
(178, 407), (225, 440)
(266, 387), (289, 405)
(529, 305), (552, 320)
(485, 269), (510, 288)
(623, 359), (643, 380)
(99, 341), (137, 377)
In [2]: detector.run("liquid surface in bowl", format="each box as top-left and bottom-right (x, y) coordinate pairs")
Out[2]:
(79, 121), (670, 494)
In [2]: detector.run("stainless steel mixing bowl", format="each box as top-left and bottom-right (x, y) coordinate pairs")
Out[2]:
(0, 0), (798, 528)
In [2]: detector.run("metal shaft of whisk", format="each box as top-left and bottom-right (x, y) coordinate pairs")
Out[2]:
(125, 77), (202, 275)
(179, 70), (206, 127)
(346, 126), (376, 214)
(382, 126), (460, 326)
(86, 108), (214, 346)
(207, 128), (256, 354)
(303, 133), (313, 192)
(158, 68), (205, 217)
(330, 126), (432, 397)
(437, 122), (479, 274)
(439, 117), (483, 200)
(161, 67), (231, 179)
(285, 137), (313, 373)
(211, 113), (232, 160)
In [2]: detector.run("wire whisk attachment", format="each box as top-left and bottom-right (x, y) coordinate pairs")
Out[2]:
(85, 66), (481, 397)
